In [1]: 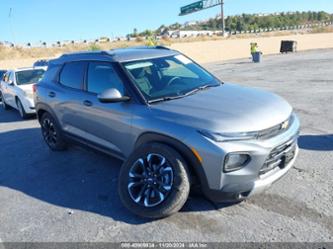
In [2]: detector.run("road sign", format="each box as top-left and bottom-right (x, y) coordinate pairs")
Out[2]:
(180, 1), (204, 16)
(179, 0), (225, 36)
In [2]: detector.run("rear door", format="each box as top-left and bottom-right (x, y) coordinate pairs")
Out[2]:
(52, 61), (88, 135)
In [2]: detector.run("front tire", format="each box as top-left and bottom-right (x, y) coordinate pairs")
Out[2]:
(118, 143), (190, 219)
(40, 112), (67, 151)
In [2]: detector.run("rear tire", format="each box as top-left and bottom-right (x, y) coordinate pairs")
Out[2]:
(1, 92), (10, 110)
(118, 143), (190, 219)
(16, 99), (28, 119)
(40, 112), (67, 151)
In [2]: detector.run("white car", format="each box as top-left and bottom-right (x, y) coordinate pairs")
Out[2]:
(0, 67), (45, 119)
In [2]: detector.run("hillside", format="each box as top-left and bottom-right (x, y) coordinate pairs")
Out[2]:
(132, 11), (333, 36)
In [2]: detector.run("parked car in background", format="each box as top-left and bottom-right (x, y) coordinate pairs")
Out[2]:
(33, 59), (49, 69)
(0, 67), (45, 119)
(34, 47), (300, 218)
(0, 70), (7, 102)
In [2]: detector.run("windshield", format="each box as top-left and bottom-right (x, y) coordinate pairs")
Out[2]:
(15, 69), (45, 85)
(123, 55), (220, 102)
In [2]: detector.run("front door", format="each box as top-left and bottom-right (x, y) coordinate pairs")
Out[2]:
(4, 72), (17, 107)
(76, 61), (133, 158)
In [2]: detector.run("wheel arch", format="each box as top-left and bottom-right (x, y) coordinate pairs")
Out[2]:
(36, 103), (61, 127)
(134, 132), (210, 190)
(14, 95), (20, 106)
(15, 96), (26, 112)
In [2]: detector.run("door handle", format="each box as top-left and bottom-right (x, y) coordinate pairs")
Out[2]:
(48, 92), (56, 98)
(83, 100), (93, 107)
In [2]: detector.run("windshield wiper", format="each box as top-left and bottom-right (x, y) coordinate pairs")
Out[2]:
(148, 84), (220, 104)
(148, 95), (185, 104)
(184, 84), (218, 97)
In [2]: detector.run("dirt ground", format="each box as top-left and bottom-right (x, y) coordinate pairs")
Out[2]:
(1, 32), (333, 69)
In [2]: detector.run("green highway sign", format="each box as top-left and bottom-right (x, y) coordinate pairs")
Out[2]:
(180, 1), (204, 16)
(179, 0), (225, 36)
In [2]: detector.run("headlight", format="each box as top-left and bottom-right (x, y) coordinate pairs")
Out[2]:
(224, 153), (250, 172)
(199, 130), (259, 142)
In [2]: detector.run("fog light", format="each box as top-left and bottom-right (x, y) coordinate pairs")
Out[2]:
(224, 154), (250, 173)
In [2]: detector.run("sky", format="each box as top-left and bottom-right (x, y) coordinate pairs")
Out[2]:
(0, 0), (332, 44)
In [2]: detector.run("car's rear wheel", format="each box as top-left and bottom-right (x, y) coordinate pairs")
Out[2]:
(118, 143), (190, 219)
(40, 112), (67, 151)
(16, 99), (28, 119)
(1, 92), (10, 110)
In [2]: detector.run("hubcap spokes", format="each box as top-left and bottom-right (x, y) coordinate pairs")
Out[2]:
(128, 153), (174, 207)
(42, 119), (57, 146)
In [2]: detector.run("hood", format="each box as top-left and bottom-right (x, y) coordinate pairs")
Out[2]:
(150, 83), (292, 133)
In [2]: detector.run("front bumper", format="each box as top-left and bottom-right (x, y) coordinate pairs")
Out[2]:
(201, 145), (299, 203)
(247, 145), (299, 197)
(183, 114), (300, 203)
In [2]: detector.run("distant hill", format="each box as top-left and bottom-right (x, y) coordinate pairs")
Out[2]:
(130, 11), (333, 36)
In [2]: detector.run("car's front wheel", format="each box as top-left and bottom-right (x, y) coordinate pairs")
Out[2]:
(118, 143), (190, 219)
(40, 112), (67, 151)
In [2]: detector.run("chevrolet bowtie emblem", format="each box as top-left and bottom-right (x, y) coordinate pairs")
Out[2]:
(281, 120), (289, 129)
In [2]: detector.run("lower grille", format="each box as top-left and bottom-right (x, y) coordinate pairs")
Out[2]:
(260, 139), (297, 175)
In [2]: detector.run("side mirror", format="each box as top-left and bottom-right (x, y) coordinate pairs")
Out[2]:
(8, 80), (14, 86)
(97, 88), (130, 103)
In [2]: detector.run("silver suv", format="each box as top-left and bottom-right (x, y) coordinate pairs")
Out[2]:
(34, 47), (300, 218)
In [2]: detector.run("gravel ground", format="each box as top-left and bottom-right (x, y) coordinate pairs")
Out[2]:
(0, 49), (332, 242)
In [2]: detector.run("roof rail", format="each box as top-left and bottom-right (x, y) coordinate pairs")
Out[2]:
(129, 45), (170, 50)
(60, 50), (111, 58)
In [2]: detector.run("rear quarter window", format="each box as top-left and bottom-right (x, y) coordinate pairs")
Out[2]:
(59, 61), (86, 90)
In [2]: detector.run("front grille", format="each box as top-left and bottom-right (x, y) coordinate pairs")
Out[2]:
(260, 139), (297, 176)
(258, 114), (295, 140)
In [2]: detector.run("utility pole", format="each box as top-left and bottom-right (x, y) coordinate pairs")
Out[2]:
(221, 0), (225, 36)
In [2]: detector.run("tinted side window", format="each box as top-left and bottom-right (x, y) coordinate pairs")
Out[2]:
(9, 72), (14, 83)
(87, 62), (124, 94)
(59, 61), (85, 90)
(0, 71), (5, 80)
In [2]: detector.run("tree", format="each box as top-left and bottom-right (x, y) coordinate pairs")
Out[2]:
(133, 28), (138, 37)
(135, 11), (333, 36)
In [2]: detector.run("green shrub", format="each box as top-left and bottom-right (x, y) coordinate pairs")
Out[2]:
(89, 44), (101, 51)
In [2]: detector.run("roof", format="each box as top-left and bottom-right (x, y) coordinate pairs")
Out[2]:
(52, 46), (179, 64)
(14, 67), (46, 72)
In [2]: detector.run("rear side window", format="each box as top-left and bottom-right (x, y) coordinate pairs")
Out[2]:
(59, 61), (85, 90)
(87, 62), (124, 94)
